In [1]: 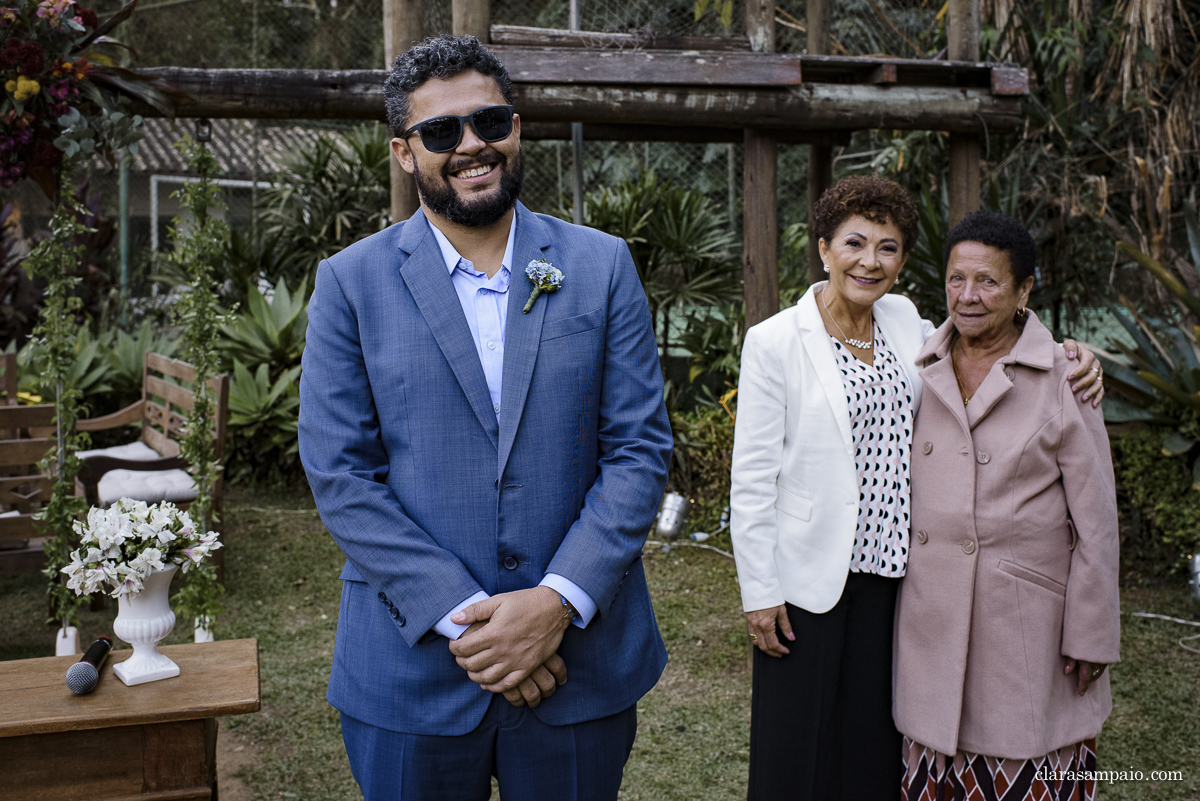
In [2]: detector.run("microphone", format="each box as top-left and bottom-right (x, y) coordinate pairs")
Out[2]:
(66, 636), (113, 695)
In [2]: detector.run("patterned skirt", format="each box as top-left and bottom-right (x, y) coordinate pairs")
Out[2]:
(901, 736), (1097, 801)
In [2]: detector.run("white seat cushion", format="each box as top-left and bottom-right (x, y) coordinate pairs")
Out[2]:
(78, 441), (197, 506)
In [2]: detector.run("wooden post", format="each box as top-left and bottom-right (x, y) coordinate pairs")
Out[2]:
(947, 0), (981, 228)
(384, 0), (422, 224)
(807, 0), (833, 284)
(452, 0), (490, 42)
(743, 0), (778, 327)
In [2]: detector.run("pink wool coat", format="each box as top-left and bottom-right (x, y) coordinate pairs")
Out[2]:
(893, 314), (1121, 760)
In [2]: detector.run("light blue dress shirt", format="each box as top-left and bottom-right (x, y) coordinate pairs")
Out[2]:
(426, 217), (598, 639)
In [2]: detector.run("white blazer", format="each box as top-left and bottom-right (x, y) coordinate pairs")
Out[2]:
(730, 282), (935, 614)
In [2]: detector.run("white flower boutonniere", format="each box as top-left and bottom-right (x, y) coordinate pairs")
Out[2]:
(523, 259), (564, 313)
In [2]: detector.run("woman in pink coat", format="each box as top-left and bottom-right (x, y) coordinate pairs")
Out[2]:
(894, 210), (1120, 801)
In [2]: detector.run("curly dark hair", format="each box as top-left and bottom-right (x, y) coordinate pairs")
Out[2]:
(810, 175), (919, 254)
(384, 35), (513, 137)
(943, 210), (1036, 283)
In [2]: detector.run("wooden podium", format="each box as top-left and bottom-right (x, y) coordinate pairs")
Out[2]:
(0, 638), (260, 801)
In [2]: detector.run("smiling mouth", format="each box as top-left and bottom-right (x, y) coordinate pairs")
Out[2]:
(848, 275), (881, 284)
(453, 163), (495, 179)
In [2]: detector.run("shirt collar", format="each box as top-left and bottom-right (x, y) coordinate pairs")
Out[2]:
(426, 214), (517, 277)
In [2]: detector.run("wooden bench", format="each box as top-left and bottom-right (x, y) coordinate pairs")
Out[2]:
(0, 402), (56, 575)
(75, 352), (229, 578)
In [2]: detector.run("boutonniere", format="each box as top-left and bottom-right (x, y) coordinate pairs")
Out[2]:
(523, 259), (564, 313)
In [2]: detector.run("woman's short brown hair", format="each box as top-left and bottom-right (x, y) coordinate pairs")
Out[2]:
(810, 175), (919, 254)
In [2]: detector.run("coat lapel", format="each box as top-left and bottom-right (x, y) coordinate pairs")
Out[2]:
(915, 321), (972, 433)
(796, 284), (853, 449)
(497, 204), (550, 476)
(397, 209), (499, 448)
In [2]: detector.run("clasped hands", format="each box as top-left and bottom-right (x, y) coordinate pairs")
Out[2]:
(448, 586), (572, 709)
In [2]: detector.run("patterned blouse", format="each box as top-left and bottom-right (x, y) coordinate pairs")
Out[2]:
(829, 326), (913, 577)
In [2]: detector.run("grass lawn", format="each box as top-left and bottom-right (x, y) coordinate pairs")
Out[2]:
(2, 488), (1198, 799)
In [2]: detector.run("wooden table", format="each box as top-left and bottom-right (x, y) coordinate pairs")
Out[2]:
(0, 638), (260, 801)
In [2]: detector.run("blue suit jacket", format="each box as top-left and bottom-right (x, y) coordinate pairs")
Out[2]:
(299, 203), (671, 735)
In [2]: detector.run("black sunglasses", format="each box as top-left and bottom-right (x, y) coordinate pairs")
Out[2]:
(400, 105), (516, 154)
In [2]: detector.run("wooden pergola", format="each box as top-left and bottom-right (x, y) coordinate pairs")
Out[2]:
(130, 0), (1019, 328)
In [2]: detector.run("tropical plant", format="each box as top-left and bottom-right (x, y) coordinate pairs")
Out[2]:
(105, 320), (178, 403)
(219, 275), (308, 379)
(225, 361), (302, 486)
(18, 322), (112, 400)
(572, 170), (739, 361)
(256, 123), (390, 279)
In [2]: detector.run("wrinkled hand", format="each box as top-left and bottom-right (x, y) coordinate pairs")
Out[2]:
(500, 653), (568, 708)
(745, 604), (794, 658)
(448, 587), (571, 692)
(1063, 339), (1105, 407)
(1064, 658), (1106, 696)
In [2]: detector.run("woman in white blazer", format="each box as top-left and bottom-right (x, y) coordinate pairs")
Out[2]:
(730, 176), (1102, 801)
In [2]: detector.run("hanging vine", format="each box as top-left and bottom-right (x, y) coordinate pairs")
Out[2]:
(27, 167), (93, 629)
(169, 135), (228, 630)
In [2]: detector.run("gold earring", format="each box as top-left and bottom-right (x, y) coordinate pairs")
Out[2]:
(1016, 306), (1027, 318)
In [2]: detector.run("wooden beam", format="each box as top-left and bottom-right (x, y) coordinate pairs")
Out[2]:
(743, 0), (778, 327)
(491, 46), (803, 86)
(520, 122), (850, 145)
(452, 0), (489, 42)
(948, 0), (982, 227)
(490, 24), (751, 51)
(383, 0), (421, 223)
(744, 130), (779, 327)
(132, 68), (1025, 134)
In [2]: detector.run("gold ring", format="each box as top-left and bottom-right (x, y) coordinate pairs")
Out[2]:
(1091, 365), (1101, 374)
(749, 633), (758, 640)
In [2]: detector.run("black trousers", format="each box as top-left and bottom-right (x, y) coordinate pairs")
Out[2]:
(747, 571), (902, 801)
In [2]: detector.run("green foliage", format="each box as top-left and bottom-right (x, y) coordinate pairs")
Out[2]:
(668, 405), (735, 526)
(106, 321), (178, 403)
(219, 276), (309, 379)
(572, 169), (739, 360)
(18, 324), (113, 401)
(168, 137), (228, 626)
(1110, 428), (1200, 581)
(21, 171), (93, 628)
(256, 123), (390, 279)
(226, 362), (302, 487)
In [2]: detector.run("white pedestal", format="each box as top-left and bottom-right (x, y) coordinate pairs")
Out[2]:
(54, 626), (80, 656)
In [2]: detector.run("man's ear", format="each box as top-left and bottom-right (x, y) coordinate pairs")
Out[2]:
(512, 112), (521, 143)
(391, 138), (415, 176)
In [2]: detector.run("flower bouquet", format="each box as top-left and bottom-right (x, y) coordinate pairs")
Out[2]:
(62, 499), (221, 685)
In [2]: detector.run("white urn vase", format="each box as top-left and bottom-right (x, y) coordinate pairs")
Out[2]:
(112, 564), (180, 686)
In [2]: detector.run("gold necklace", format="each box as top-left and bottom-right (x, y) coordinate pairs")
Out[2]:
(950, 343), (972, 406)
(822, 288), (873, 349)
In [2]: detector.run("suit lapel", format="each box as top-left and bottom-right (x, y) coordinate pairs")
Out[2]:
(397, 209), (499, 448)
(796, 285), (853, 449)
(497, 204), (550, 476)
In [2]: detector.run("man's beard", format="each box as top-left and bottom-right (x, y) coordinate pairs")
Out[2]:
(413, 148), (523, 227)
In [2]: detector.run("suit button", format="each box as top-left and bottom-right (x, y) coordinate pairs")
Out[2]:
(389, 607), (400, 619)
(1004, 367), (1015, 380)
(915, 530), (928, 544)
(378, 592), (388, 604)
(397, 615), (406, 626)
(976, 451), (990, 464)
(962, 540), (976, 554)
(922, 442), (933, 455)
(503, 556), (519, 570)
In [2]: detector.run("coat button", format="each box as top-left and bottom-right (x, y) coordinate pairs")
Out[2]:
(389, 606), (400, 619)
(396, 614), (406, 626)
(922, 442), (933, 455)
(976, 451), (990, 464)
(378, 592), (388, 604)
(915, 530), (928, 544)
(1004, 367), (1015, 380)
(503, 556), (519, 570)
(962, 540), (976, 554)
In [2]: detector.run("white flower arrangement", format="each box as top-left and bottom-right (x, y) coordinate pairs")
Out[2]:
(61, 499), (222, 598)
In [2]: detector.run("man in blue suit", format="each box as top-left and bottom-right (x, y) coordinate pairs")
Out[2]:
(299, 34), (672, 800)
